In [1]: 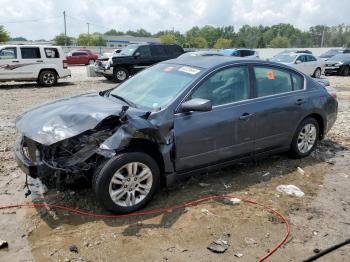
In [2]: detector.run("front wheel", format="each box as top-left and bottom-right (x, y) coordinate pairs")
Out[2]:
(113, 67), (129, 83)
(341, 66), (349, 76)
(290, 117), (319, 158)
(93, 152), (160, 213)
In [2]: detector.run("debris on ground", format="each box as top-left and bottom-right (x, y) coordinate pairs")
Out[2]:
(207, 238), (229, 253)
(234, 252), (243, 258)
(0, 240), (8, 249)
(276, 185), (305, 197)
(297, 167), (305, 176)
(201, 208), (214, 216)
(313, 248), (321, 253)
(69, 244), (78, 253)
(199, 183), (211, 187)
(223, 198), (241, 205)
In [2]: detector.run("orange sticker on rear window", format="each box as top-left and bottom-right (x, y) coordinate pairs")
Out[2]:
(164, 66), (174, 72)
(267, 71), (275, 80)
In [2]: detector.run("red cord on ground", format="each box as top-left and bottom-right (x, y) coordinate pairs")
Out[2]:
(0, 195), (290, 261)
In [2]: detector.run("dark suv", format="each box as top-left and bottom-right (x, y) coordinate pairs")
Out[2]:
(95, 43), (184, 82)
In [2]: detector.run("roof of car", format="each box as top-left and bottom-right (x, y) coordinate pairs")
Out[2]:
(164, 56), (266, 69)
(0, 45), (62, 48)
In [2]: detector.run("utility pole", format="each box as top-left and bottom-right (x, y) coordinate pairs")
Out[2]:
(63, 11), (67, 46)
(87, 22), (90, 34)
(321, 26), (325, 48)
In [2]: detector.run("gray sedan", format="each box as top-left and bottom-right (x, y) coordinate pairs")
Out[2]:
(15, 56), (338, 213)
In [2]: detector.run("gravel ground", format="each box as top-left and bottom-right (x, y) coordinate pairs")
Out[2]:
(0, 67), (349, 262)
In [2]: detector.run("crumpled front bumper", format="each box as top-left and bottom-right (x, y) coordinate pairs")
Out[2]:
(15, 136), (40, 178)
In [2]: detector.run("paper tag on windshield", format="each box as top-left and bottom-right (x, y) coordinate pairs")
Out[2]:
(178, 66), (200, 75)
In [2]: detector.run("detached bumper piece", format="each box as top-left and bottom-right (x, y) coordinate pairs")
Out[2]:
(15, 136), (40, 178)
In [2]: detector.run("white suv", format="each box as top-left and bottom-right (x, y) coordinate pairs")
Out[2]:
(0, 45), (71, 87)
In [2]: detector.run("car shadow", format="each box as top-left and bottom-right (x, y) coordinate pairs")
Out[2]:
(30, 139), (347, 237)
(0, 81), (75, 90)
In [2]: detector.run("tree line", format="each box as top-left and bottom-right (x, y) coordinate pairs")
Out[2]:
(1, 23), (350, 48)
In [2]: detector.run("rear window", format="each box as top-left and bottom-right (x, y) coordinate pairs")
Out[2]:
(44, 48), (59, 58)
(21, 47), (41, 59)
(150, 45), (166, 56)
(164, 45), (183, 56)
(254, 67), (293, 97)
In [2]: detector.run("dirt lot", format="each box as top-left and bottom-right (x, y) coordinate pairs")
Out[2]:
(0, 66), (349, 262)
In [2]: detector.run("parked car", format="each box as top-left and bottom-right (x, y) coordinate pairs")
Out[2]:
(270, 52), (324, 78)
(219, 48), (259, 59)
(178, 51), (224, 58)
(319, 48), (350, 61)
(66, 49), (98, 65)
(95, 43), (184, 82)
(0, 45), (71, 87)
(15, 56), (337, 213)
(324, 54), (350, 76)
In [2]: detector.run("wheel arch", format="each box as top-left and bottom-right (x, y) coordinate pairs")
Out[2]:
(302, 113), (325, 140)
(38, 68), (59, 78)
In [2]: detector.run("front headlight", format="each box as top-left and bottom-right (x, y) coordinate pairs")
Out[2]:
(335, 62), (343, 66)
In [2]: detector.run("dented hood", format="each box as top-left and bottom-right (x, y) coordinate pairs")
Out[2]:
(16, 92), (146, 146)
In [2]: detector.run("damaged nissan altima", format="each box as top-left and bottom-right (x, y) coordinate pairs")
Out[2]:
(15, 56), (338, 213)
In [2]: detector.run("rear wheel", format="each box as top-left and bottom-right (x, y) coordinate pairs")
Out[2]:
(290, 117), (319, 158)
(313, 68), (321, 78)
(113, 67), (129, 83)
(38, 70), (57, 87)
(341, 66), (349, 76)
(93, 152), (160, 213)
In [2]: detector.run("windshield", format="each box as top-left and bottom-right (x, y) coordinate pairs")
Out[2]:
(220, 49), (238, 56)
(320, 49), (344, 57)
(328, 54), (350, 62)
(271, 54), (297, 63)
(109, 63), (201, 109)
(118, 44), (138, 56)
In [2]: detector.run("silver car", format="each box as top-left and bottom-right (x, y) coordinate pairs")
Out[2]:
(271, 53), (324, 78)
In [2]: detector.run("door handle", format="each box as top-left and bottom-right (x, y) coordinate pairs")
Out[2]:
(295, 98), (305, 105)
(12, 60), (19, 63)
(239, 113), (254, 120)
(36, 60), (43, 63)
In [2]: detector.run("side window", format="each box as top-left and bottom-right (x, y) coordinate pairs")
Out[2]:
(0, 47), (17, 59)
(298, 55), (307, 63)
(72, 52), (87, 56)
(307, 55), (317, 62)
(240, 50), (250, 57)
(20, 47), (41, 59)
(44, 48), (59, 58)
(150, 45), (166, 56)
(292, 72), (304, 90)
(191, 66), (250, 106)
(254, 66), (293, 97)
(136, 46), (151, 57)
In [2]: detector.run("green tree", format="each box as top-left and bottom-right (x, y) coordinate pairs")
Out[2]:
(104, 29), (124, 36)
(188, 36), (208, 48)
(76, 33), (105, 46)
(126, 28), (152, 37)
(159, 34), (177, 43)
(214, 38), (232, 49)
(0, 25), (10, 43)
(269, 36), (290, 48)
(53, 33), (73, 46)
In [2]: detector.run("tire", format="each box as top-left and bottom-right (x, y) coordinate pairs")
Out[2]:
(93, 152), (160, 213)
(113, 67), (129, 83)
(313, 68), (321, 78)
(38, 70), (58, 87)
(341, 66), (349, 76)
(290, 117), (319, 158)
(87, 59), (95, 65)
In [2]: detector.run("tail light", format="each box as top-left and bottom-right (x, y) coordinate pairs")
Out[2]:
(331, 92), (337, 100)
(63, 60), (68, 69)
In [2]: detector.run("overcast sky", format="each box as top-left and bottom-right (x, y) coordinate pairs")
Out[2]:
(0, 0), (349, 40)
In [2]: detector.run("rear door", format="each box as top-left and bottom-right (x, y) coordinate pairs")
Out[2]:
(150, 45), (168, 63)
(0, 46), (20, 80)
(18, 47), (43, 79)
(174, 65), (256, 171)
(251, 65), (306, 153)
(306, 55), (318, 75)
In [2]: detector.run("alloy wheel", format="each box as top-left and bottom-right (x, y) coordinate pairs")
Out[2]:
(43, 73), (55, 85)
(116, 70), (127, 81)
(297, 123), (317, 154)
(108, 162), (153, 207)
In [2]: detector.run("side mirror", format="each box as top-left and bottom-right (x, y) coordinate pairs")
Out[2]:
(180, 98), (212, 113)
(295, 60), (302, 64)
(134, 52), (141, 57)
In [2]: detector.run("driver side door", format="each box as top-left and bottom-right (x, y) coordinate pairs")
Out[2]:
(173, 66), (256, 172)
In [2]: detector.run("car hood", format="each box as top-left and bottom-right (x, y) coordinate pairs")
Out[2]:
(16, 92), (147, 146)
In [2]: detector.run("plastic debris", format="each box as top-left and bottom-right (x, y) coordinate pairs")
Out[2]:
(276, 185), (305, 197)
(297, 167), (305, 176)
(199, 183), (211, 187)
(234, 253), (243, 258)
(69, 244), (78, 253)
(224, 198), (241, 205)
(0, 240), (8, 249)
(201, 208), (213, 216)
(207, 239), (229, 253)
